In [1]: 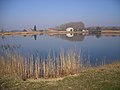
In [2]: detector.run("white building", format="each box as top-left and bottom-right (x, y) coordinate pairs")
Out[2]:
(66, 27), (74, 32)
(82, 29), (85, 32)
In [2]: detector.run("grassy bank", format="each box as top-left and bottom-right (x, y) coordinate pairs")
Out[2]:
(0, 45), (120, 89)
(101, 30), (120, 36)
(0, 31), (43, 36)
(0, 62), (120, 90)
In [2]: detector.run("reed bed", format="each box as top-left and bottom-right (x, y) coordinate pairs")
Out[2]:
(0, 45), (90, 80)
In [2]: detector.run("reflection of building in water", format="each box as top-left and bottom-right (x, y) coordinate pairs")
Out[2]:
(56, 33), (85, 42)
(66, 33), (74, 37)
(66, 27), (74, 32)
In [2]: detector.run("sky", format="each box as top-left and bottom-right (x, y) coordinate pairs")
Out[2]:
(0, 0), (120, 30)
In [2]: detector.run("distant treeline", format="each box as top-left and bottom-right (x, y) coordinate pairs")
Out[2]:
(55, 22), (85, 31)
(55, 21), (120, 31)
(86, 26), (120, 30)
(1, 22), (120, 32)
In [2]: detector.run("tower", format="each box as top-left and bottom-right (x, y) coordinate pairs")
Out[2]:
(34, 25), (37, 31)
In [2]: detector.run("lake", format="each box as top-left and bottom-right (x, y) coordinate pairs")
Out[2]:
(0, 33), (120, 66)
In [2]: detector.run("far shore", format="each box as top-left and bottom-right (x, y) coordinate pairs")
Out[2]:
(0, 30), (120, 36)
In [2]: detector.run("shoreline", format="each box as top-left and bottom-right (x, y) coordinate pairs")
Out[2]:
(0, 30), (120, 36)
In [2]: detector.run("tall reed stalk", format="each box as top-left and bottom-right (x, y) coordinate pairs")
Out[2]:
(0, 46), (90, 80)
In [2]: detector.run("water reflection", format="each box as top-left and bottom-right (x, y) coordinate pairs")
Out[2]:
(66, 33), (74, 37)
(0, 33), (120, 66)
(34, 35), (37, 40)
(21, 33), (85, 41)
(1, 33), (120, 42)
(31, 33), (102, 41)
(0, 36), (6, 40)
(55, 33), (85, 42)
(0, 44), (21, 52)
(95, 33), (101, 38)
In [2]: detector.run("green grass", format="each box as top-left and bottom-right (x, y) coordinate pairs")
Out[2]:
(0, 62), (120, 90)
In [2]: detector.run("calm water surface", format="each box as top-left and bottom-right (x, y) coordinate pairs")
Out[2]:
(0, 34), (120, 66)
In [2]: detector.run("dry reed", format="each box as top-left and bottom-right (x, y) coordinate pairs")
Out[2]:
(0, 45), (89, 80)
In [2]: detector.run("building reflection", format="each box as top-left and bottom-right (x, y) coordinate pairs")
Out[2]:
(66, 33), (74, 37)
(55, 33), (85, 42)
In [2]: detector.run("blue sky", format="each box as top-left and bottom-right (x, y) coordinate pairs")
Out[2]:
(0, 0), (120, 30)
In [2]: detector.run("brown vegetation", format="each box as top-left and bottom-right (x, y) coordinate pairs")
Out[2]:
(0, 47), (88, 80)
(0, 31), (43, 36)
